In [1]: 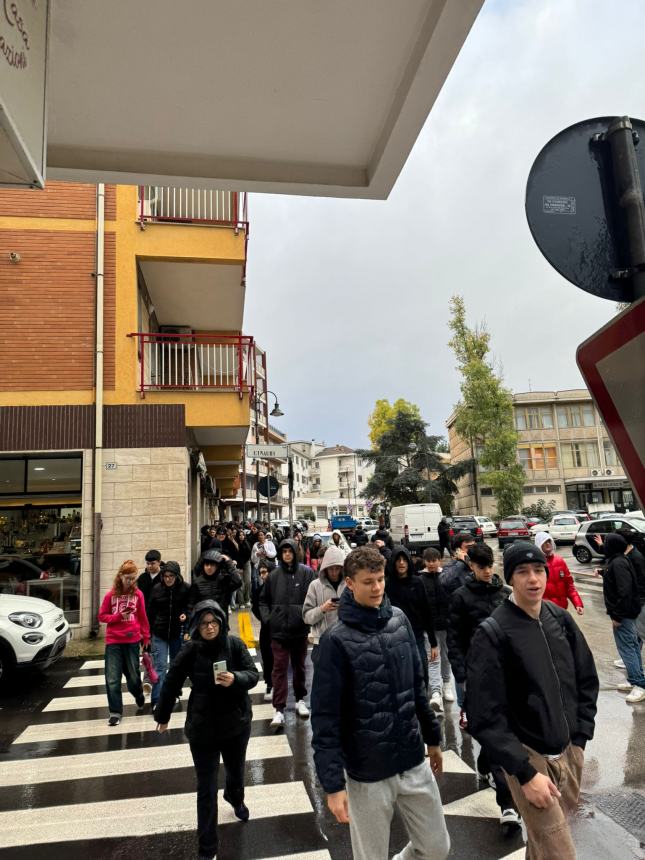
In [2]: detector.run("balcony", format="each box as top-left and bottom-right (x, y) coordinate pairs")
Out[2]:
(138, 186), (248, 231)
(128, 332), (255, 396)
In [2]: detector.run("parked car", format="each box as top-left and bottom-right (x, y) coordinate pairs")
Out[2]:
(356, 517), (377, 530)
(573, 510), (592, 521)
(573, 516), (645, 563)
(0, 593), (71, 683)
(525, 516), (545, 529)
(449, 515), (485, 543)
(474, 516), (497, 537)
(497, 518), (531, 549)
(530, 515), (582, 544)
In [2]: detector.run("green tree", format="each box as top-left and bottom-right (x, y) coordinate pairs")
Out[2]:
(522, 499), (556, 522)
(359, 404), (471, 512)
(367, 398), (422, 449)
(448, 295), (525, 518)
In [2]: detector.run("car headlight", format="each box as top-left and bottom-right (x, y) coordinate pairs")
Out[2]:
(9, 612), (43, 629)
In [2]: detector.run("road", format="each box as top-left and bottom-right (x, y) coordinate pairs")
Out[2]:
(0, 543), (644, 859)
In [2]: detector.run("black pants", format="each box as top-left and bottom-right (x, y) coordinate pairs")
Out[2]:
(259, 623), (273, 690)
(190, 725), (251, 857)
(477, 747), (515, 811)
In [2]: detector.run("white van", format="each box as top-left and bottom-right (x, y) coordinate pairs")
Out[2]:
(389, 503), (443, 551)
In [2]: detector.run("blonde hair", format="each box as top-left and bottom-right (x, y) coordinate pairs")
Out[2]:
(112, 560), (139, 596)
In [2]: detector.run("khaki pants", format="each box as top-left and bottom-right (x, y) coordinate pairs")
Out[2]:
(504, 743), (584, 860)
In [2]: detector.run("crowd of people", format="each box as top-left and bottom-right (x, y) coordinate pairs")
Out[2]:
(96, 513), (645, 860)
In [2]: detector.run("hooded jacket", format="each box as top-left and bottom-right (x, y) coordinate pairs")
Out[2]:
(602, 534), (641, 622)
(311, 589), (441, 793)
(466, 598), (598, 784)
(147, 561), (190, 641)
(188, 550), (243, 613)
(259, 539), (315, 640)
(385, 546), (437, 647)
(330, 530), (350, 557)
(534, 531), (583, 611)
(302, 546), (347, 644)
(447, 572), (511, 684)
(153, 600), (259, 742)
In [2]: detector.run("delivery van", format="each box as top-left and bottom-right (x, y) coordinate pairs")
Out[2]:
(389, 503), (443, 552)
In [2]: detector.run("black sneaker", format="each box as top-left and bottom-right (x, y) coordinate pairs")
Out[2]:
(224, 793), (250, 822)
(107, 715), (121, 727)
(135, 694), (145, 709)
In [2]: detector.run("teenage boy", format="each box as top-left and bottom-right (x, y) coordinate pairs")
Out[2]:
(467, 542), (599, 860)
(420, 548), (454, 714)
(311, 545), (450, 860)
(447, 542), (519, 832)
(138, 549), (163, 607)
(440, 532), (475, 595)
(534, 531), (584, 615)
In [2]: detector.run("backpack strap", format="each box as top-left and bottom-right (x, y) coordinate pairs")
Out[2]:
(480, 615), (508, 649)
(542, 600), (576, 649)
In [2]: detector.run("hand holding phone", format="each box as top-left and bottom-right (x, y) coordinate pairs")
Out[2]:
(213, 660), (227, 684)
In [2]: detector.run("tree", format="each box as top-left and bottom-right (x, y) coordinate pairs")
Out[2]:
(448, 295), (525, 519)
(367, 398), (422, 449)
(359, 403), (472, 512)
(522, 499), (556, 522)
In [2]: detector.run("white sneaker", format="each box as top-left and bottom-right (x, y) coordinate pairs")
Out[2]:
(263, 691), (273, 702)
(500, 808), (522, 830)
(430, 691), (444, 715)
(142, 681), (152, 696)
(614, 659), (626, 670)
(270, 709), (285, 730)
(617, 682), (633, 692)
(626, 686), (645, 704)
(442, 682), (455, 703)
(295, 700), (310, 719)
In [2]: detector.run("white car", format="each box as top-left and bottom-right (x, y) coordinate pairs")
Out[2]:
(356, 517), (377, 530)
(474, 516), (498, 537)
(530, 515), (582, 544)
(0, 593), (71, 683)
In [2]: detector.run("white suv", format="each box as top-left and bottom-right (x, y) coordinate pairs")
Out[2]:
(0, 593), (71, 683)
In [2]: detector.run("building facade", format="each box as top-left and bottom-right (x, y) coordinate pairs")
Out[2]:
(447, 389), (636, 517)
(0, 182), (254, 637)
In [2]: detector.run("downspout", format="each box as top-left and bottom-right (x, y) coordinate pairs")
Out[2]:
(90, 183), (105, 637)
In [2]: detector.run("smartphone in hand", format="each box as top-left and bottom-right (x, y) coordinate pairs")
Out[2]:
(213, 660), (228, 684)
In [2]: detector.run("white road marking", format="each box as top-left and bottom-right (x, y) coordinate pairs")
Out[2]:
(45, 682), (267, 711)
(443, 786), (500, 818)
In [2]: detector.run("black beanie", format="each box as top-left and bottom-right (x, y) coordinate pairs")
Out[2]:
(503, 541), (548, 583)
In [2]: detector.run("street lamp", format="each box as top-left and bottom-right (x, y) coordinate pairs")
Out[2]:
(251, 389), (284, 523)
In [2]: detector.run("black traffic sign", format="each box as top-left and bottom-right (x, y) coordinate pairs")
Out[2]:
(526, 116), (645, 303)
(258, 476), (279, 498)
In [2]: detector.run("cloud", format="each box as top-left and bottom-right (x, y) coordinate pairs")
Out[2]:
(244, 0), (641, 447)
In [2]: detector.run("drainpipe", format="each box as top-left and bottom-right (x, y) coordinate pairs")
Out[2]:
(90, 184), (105, 637)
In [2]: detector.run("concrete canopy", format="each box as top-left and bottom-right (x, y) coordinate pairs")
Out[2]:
(46, 0), (483, 199)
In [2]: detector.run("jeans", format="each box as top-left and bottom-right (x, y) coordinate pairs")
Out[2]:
(613, 618), (645, 689)
(104, 642), (143, 716)
(346, 761), (450, 860)
(271, 637), (308, 711)
(456, 681), (466, 708)
(428, 630), (452, 695)
(190, 725), (251, 858)
(415, 635), (429, 690)
(259, 623), (273, 690)
(151, 634), (183, 705)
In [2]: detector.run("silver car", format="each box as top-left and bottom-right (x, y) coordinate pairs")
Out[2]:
(573, 516), (645, 564)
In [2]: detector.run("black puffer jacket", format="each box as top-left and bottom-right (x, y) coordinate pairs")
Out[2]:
(188, 553), (243, 614)
(439, 558), (470, 595)
(603, 535), (641, 621)
(153, 600), (259, 743)
(385, 546), (437, 647)
(466, 598), (598, 785)
(419, 570), (450, 631)
(311, 589), (441, 794)
(447, 573), (510, 683)
(148, 564), (190, 641)
(259, 539), (315, 640)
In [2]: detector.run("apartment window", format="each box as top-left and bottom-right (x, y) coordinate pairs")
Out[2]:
(556, 403), (595, 428)
(603, 440), (618, 467)
(358, 475), (363, 483)
(561, 442), (600, 469)
(515, 406), (553, 430)
(518, 445), (557, 470)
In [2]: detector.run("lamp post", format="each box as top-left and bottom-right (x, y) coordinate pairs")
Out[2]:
(252, 388), (283, 523)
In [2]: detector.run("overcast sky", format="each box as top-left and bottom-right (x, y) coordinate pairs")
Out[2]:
(244, 0), (640, 449)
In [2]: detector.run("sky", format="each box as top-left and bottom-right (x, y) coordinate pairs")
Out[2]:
(244, 0), (643, 449)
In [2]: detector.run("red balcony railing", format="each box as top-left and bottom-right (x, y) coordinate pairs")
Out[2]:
(138, 186), (248, 229)
(128, 332), (255, 396)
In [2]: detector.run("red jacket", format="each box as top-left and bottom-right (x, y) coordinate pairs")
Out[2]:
(543, 555), (583, 610)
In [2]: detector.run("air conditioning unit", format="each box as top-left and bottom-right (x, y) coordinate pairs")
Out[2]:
(605, 468), (615, 476)
(591, 469), (601, 477)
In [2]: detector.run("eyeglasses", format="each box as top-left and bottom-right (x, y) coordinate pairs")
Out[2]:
(199, 620), (220, 629)
(121, 575), (137, 581)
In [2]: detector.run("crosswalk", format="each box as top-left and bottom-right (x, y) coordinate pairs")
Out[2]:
(0, 650), (528, 859)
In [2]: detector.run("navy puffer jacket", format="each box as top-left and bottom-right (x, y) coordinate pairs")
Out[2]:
(311, 589), (441, 794)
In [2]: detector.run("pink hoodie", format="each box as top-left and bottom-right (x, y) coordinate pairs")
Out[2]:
(98, 588), (150, 646)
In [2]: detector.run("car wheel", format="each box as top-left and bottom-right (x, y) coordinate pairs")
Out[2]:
(573, 545), (592, 564)
(0, 641), (16, 685)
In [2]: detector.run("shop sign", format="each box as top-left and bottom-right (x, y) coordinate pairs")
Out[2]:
(247, 444), (288, 460)
(0, 0), (49, 187)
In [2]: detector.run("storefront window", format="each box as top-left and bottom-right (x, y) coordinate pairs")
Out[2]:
(27, 458), (82, 493)
(0, 459), (25, 494)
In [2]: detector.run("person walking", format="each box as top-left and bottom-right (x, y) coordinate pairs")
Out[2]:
(235, 527), (252, 608)
(154, 600), (259, 860)
(534, 531), (584, 615)
(251, 559), (274, 702)
(147, 560), (190, 709)
(311, 545), (450, 860)
(437, 517), (451, 558)
(137, 549), (163, 608)
(439, 532), (475, 595)
(98, 560), (150, 727)
(601, 533), (645, 704)
(305, 534), (324, 572)
(189, 549), (243, 620)
(331, 529), (351, 557)
(446, 542), (520, 832)
(250, 529), (277, 568)
(302, 545), (346, 664)
(419, 548), (454, 714)
(466, 542), (599, 860)
(259, 538), (315, 729)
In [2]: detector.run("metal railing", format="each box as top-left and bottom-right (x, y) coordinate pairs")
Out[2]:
(128, 332), (255, 395)
(138, 186), (248, 228)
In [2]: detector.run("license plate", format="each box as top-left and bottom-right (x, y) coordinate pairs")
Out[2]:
(509, 531), (520, 535)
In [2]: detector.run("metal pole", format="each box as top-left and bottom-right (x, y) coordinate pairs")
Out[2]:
(288, 450), (295, 527)
(255, 397), (260, 521)
(606, 116), (645, 300)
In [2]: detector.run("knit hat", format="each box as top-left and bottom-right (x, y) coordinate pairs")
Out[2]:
(503, 541), (547, 583)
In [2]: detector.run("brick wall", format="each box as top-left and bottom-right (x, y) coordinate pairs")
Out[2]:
(0, 181), (117, 220)
(0, 229), (116, 389)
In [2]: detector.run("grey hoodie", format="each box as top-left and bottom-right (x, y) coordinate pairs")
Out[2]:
(302, 546), (347, 644)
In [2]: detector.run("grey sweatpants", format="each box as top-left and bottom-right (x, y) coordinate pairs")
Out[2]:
(346, 761), (450, 860)
(428, 629), (452, 695)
